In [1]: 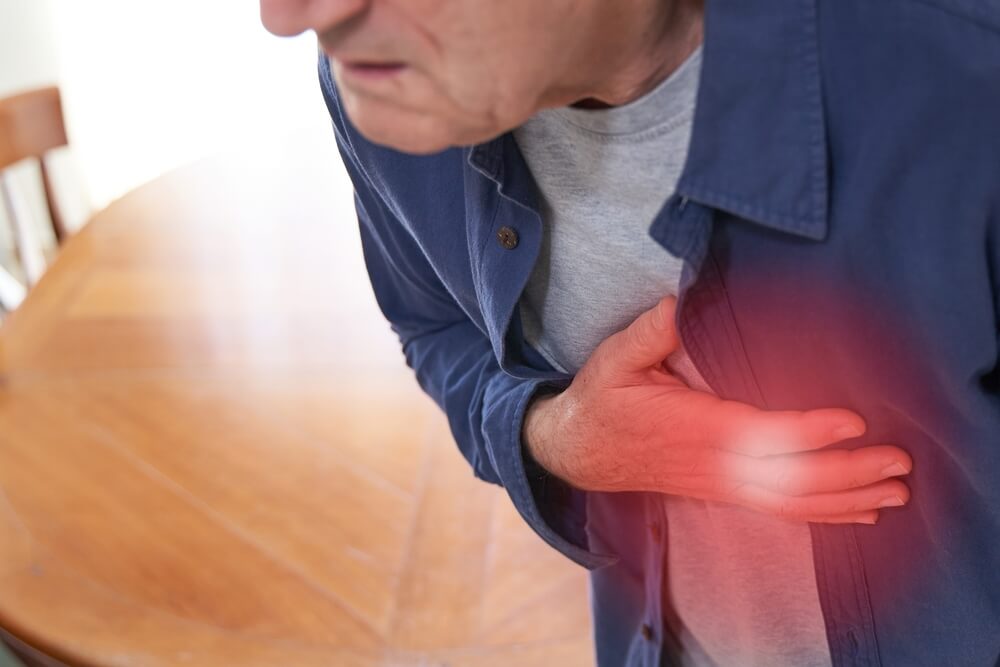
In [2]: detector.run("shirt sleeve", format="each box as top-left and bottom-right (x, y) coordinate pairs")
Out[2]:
(317, 53), (619, 571)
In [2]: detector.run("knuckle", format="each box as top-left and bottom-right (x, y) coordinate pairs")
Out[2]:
(844, 500), (865, 513)
(723, 481), (749, 502)
(625, 321), (650, 350)
(775, 498), (800, 518)
(684, 458), (703, 476)
(588, 339), (614, 369)
(774, 470), (797, 494)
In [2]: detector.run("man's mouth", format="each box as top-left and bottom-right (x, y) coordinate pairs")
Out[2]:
(339, 60), (408, 80)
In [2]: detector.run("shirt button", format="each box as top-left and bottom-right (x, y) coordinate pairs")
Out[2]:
(641, 623), (654, 641)
(496, 225), (519, 249)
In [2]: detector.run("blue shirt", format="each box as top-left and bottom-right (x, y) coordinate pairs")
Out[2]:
(317, 2), (1000, 665)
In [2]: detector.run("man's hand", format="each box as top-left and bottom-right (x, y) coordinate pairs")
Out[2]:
(523, 296), (912, 524)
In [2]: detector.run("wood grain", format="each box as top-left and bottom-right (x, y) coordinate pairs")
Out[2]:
(0, 132), (594, 666)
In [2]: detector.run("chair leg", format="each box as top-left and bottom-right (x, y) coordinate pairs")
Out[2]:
(0, 185), (28, 312)
(0, 173), (46, 287)
(38, 159), (67, 246)
(0, 264), (26, 312)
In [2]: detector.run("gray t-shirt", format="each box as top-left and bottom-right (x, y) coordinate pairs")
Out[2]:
(513, 46), (833, 667)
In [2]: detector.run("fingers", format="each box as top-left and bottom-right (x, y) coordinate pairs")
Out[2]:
(598, 295), (679, 376)
(711, 400), (868, 456)
(678, 445), (912, 497)
(661, 473), (904, 524)
(658, 443), (912, 524)
(719, 477), (911, 520)
(736, 445), (913, 496)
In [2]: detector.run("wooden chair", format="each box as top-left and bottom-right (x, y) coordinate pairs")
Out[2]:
(0, 86), (71, 315)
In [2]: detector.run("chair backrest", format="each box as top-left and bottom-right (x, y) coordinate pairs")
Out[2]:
(0, 86), (68, 169)
(0, 85), (70, 290)
(0, 86), (68, 170)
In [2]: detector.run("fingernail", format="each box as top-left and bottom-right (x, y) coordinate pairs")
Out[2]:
(834, 424), (864, 439)
(857, 514), (878, 525)
(878, 495), (906, 508)
(879, 462), (909, 478)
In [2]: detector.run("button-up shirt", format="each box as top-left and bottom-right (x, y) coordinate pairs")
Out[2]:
(317, 1), (1000, 665)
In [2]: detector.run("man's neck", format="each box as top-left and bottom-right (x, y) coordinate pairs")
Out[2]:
(558, 0), (703, 111)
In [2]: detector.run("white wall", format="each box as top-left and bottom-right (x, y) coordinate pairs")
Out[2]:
(1, 0), (332, 228)
(0, 0), (59, 93)
(49, 0), (330, 211)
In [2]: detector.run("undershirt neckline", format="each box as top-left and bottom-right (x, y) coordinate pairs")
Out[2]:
(551, 45), (703, 137)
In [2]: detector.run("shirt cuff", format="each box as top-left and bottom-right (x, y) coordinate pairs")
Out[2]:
(485, 376), (620, 571)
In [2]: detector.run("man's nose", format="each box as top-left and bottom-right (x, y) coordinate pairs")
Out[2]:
(259, 0), (367, 37)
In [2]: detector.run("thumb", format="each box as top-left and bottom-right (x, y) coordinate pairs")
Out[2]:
(605, 295), (680, 373)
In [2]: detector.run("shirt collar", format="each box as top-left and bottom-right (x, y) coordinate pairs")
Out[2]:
(468, 0), (830, 242)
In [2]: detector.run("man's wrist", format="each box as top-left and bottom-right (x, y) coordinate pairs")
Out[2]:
(522, 388), (564, 480)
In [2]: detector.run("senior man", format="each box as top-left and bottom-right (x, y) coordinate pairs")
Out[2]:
(261, 1), (1000, 665)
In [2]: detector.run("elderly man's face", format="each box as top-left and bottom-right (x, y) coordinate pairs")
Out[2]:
(260, 0), (594, 154)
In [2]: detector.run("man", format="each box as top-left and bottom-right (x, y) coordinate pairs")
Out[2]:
(261, 1), (1000, 665)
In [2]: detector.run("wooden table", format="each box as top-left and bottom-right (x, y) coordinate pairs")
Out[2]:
(0, 131), (593, 666)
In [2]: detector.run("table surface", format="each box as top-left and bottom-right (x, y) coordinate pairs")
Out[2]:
(0, 131), (593, 666)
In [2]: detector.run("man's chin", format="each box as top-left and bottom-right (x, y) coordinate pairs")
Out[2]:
(353, 119), (488, 155)
(376, 134), (454, 155)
